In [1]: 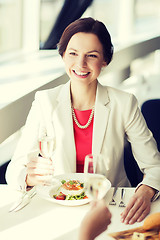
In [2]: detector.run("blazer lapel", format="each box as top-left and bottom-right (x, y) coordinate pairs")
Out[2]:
(49, 81), (110, 175)
(92, 83), (110, 159)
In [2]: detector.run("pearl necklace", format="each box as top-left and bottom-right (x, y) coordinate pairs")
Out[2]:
(71, 106), (95, 129)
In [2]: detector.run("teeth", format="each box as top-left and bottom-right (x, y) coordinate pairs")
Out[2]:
(74, 70), (89, 76)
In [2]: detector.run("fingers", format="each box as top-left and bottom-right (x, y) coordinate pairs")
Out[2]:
(27, 163), (54, 175)
(26, 157), (54, 186)
(26, 173), (53, 186)
(27, 156), (53, 167)
(121, 194), (151, 225)
(120, 185), (155, 225)
(27, 157), (54, 171)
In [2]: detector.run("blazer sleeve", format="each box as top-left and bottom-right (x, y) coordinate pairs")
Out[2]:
(124, 94), (160, 191)
(6, 92), (42, 190)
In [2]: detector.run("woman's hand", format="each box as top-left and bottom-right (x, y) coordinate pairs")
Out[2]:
(26, 156), (54, 186)
(79, 200), (112, 240)
(121, 185), (155, 225)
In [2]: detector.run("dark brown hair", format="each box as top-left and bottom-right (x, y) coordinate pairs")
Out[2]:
(58, 17), (113, 65)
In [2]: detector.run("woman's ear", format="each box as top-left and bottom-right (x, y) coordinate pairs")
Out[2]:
(62, 51), (66, 60)
(102, 61), (107, 68)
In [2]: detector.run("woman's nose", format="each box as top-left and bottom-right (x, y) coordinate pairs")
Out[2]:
(77, 55), (87, 68)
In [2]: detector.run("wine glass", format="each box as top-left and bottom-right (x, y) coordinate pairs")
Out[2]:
(39, 135), (57, 185)
(84, 154), (111, 200)
(39, 136), (56, 159)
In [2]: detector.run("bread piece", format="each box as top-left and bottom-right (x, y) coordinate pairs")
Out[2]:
(143, 212), (160, 230)
(132, 232), (145, 240)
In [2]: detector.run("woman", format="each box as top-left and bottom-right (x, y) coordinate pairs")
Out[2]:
(6, 17), (160, 225)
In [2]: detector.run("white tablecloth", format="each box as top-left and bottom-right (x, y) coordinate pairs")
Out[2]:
(0, 185), (159, 240)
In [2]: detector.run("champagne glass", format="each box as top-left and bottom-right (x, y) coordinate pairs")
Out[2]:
(84, 154), (111, 200)
(39, 136), (55, 159)
(39, 136), (56, 185)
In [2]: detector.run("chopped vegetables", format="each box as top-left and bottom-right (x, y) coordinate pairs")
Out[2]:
(61, 180), (66, 184)
(55, 192), (66, 200)
(52, 179), (88, 200)
(66, 192), (87, 200)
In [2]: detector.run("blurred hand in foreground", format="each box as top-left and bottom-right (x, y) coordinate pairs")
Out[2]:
(79, 199), (112, 240)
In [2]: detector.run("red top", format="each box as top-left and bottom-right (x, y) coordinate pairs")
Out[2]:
(72, 108), (93, 173)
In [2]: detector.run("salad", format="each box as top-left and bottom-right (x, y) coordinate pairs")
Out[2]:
(53, 179), (88, 200)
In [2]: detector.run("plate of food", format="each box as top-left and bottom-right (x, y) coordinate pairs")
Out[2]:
(36, 173), (91, 206)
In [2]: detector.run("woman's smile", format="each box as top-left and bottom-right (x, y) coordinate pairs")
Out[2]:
(72, 70), (90, 78)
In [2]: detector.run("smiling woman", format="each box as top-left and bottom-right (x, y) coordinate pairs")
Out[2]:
(6, 17), (160, 227)
(58, 17), (113, 111)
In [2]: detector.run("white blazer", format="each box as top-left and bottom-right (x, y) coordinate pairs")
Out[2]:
(6, 81), (160, 191)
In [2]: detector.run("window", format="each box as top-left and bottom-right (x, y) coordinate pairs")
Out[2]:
(135, 0), (160, 35)
(0, 0), (160, 54)
(82, 0), (118, 38)
(40, 0), (64, 46)
(0, 0), (23, 53)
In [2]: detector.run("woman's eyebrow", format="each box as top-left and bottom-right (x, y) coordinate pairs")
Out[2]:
(87, 50), (100, 54)
(68, 48), (100, 54)
(68, 48), (77, 51)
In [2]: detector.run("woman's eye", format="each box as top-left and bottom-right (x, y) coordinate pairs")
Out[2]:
(69, 52), (77, 56)
(88, 54), (97, 58)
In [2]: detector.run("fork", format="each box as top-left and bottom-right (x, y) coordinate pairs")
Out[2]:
(9, 188), (36, 212)
(119, 188), (126, 207)
(109, 187), (118, 205)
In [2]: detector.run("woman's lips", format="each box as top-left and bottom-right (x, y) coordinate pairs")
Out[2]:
(73, 70), (90, 78)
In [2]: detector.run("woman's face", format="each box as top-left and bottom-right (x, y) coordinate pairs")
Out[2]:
(63, 32), (107, 86)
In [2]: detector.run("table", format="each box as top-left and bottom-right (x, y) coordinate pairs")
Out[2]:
(0, 185), (159, 240)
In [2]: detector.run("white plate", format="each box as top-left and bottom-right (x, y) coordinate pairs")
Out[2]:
(36, 173), (91, 206)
